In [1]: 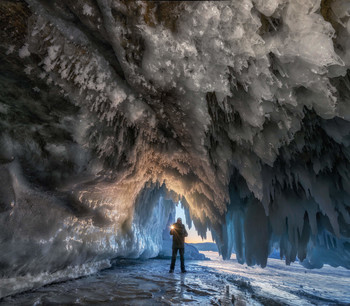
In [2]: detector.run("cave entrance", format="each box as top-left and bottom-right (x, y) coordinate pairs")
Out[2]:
(174, 204), (213, 244)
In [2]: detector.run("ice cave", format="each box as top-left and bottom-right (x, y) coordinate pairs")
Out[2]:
(1, 0), (350, 304)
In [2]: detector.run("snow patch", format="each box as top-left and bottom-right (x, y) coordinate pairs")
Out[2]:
(18, 43), (30, 58)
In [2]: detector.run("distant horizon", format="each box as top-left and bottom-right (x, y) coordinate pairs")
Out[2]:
(175, 205), (214, 244)
(187, 241), (215, 245)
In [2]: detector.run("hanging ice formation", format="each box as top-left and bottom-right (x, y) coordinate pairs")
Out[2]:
(1, 0), (350, 284)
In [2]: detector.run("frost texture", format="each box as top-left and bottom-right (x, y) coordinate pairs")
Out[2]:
(0, 0), (350, 286)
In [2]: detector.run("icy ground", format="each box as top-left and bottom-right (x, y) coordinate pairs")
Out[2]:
(1, 252), (349, 306)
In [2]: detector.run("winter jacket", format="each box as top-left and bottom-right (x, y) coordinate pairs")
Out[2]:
(170, 223), (188, 249)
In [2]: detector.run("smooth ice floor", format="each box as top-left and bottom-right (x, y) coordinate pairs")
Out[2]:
(1, 251), (349, 305)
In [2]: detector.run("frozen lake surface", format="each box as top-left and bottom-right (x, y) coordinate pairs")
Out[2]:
(1, 252), (349, 305)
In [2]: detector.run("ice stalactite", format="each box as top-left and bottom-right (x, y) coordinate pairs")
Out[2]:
(1, 0), (350, 291)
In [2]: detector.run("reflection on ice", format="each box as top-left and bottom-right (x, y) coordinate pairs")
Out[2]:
(1, 252), (349, 305)
(201, 252), (350, 305)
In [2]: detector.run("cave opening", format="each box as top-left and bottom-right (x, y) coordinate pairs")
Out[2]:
(174, 203), (213, 244)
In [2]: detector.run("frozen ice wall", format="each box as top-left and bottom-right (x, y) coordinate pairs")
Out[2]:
(1, 0), (350, 287)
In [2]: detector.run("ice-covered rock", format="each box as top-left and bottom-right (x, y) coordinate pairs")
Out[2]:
(157, 240), (207, 261)
(0, 0), (350, 289)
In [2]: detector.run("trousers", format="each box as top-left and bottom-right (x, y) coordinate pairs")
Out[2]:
(170, 247), (185, 271)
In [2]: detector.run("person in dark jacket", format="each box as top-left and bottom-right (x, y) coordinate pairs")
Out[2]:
(169, 217), (188, 273)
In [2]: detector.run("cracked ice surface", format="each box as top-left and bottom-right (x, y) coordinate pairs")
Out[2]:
(1, 253), (349, 305)
(1, 0), (350, 292)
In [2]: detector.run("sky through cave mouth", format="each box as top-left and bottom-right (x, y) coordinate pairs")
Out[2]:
(175, 203), (214, 244)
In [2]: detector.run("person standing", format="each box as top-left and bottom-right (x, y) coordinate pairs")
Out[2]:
(169, 217), (188, 273)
